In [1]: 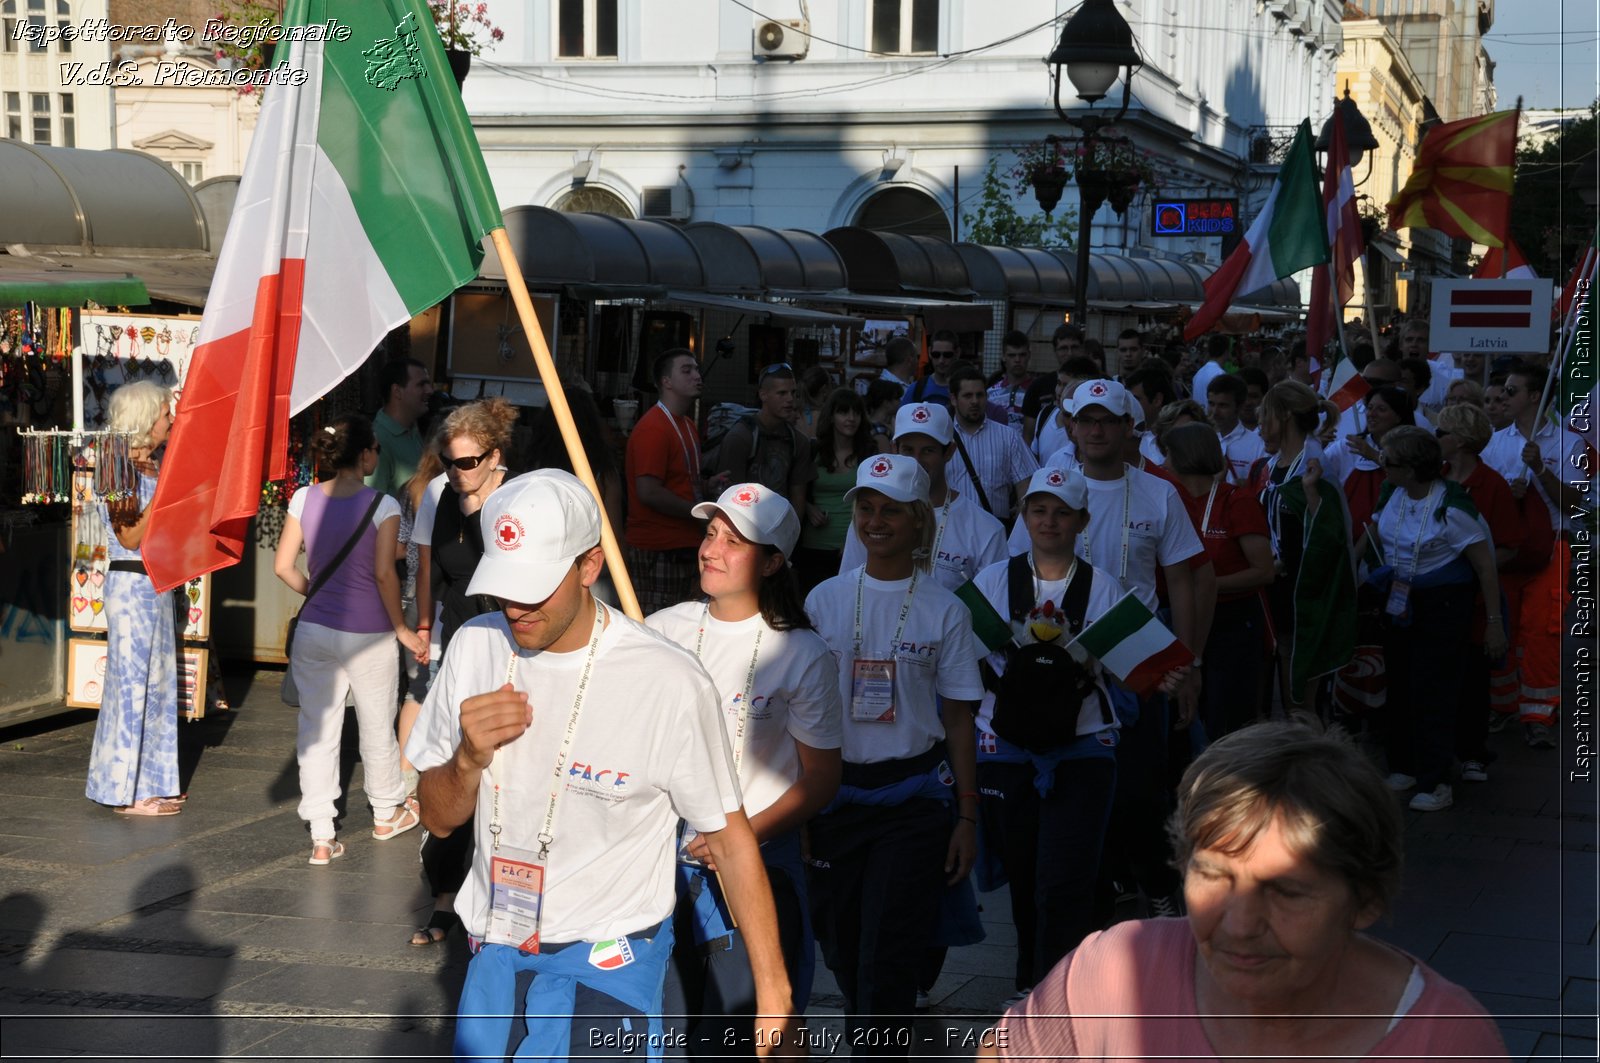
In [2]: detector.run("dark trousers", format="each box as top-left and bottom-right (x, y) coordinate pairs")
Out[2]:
(1455, 646), (1492, 765)
(806, 797), (947, 1057)
(1099, 694), (1180, 911)
(420, 817), (472, 896)
(1201, 597), (1268, 740)
(1382, 581), (1474, 791)
(980, 755), (1116, 989)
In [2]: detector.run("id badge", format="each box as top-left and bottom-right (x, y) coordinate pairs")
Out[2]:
(1385, 579), (1411, 618)
(485, 850), (546, 954)
(851, 658), (896, 723)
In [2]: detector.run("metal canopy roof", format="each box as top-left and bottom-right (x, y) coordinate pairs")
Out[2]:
(955, 244), (1073, 304)
(479, 206), (707, 293)
(804, 292), (993, 333)
(0, 265), (149, 308)
(821, 227), (974, 296)
(681, 223), (848, 293)
(662, 291), (864, 329)
(0, 141), (208, 251)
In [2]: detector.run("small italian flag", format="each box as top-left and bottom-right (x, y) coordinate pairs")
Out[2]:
(955, 579), (1014, 653)
(1068, 591), (1191, 697)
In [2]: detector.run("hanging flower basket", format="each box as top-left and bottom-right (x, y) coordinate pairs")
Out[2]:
(1030, 169), (1070, 214)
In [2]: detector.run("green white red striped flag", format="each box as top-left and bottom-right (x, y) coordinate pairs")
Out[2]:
(1067, 590), (1191, 697)
(1184, 120), (1328, 342)
(142, 0), (502, 592)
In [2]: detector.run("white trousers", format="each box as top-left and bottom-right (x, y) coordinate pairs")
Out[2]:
(292, 622), (405, 840)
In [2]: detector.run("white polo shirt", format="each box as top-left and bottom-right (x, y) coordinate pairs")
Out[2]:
(406, 608), (742, 944)
(839, 493), (1006, 592)
(1482, 420), (1591, 532)
(1218, 423), (1266, 485)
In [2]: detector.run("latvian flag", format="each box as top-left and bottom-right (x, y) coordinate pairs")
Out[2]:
(1068, 591), (1192, 697)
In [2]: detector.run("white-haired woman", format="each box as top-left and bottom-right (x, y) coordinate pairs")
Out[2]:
(85, 382), (182, 816)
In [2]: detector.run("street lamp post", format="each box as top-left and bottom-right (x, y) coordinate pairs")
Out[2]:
(1047, 0), (1143, 326)
(1316, 90), (1383, 330)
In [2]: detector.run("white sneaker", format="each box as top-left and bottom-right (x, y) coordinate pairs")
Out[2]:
(1385, 772), (1417, 791)
(1460, 760), (1489, 783)
(1524, 723), (1555, 749)
(1409, 784), (1454, 812)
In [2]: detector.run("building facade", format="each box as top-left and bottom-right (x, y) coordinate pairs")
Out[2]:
(0, 0), (113, 149)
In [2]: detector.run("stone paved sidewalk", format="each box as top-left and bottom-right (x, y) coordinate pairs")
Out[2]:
(0, 670), (1594, 1059)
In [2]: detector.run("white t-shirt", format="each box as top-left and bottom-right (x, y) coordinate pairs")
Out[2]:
(1482, 421), (1590, 532)
(804, 570), (985, 764)
(405, 607), (742, 944)
(1218, 423), (1266, 485)
(1191, 361), (1226, 406)
(1032, 410), (1072, 464)
(646, 605), (842, 819)
(970, 556), (1121, 742)
(1372, 483), (1488, 578)
(839, 493), (1006, 592)
(1005, 467), (1204, 611)
(287, 485), (402, 527)
(408, 472), (451, 547)
(1138, 431), (1164, 468)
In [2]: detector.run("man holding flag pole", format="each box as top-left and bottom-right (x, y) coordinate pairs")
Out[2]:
(138, 2), (796, 1055)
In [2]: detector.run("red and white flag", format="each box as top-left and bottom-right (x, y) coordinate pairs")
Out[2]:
(1306, 105), (1364, 389)
(1474, 239), (1537, 281)
(141, 1), (502, 592)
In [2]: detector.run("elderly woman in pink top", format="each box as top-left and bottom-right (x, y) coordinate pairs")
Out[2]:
(982, 720), (1506, 1061)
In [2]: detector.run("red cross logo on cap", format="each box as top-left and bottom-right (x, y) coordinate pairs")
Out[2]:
(1089, 382), (1107, 397)
(870, 458), (892, 478)
(1047, 470), (1064, 486)
(733, 486), (760, 506)
(494, 515), (525, 551)
(911, 406), (929, 423)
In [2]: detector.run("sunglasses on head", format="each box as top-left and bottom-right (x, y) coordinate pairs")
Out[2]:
(759, 362), (793, 380)
(447, 450), (494, 471)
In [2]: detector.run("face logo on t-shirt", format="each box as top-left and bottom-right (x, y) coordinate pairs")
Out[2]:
(869, 458), (892, 478)
(493, 514), (525, 551)
(732, 486), (760, 507)
(566, 761), (630, 803)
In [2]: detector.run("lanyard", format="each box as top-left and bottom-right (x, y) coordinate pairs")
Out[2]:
(693, 605), (764, 774)
(656, 402), (701, 485)
(1080, 469), (1132, 583)
(490, 598), (606, 861)
(1382, 482), (1440, 581)
(1264, 446), (1309, 555)
(1028, 554), (1078, 622)
(929, 499), (953, 572)
(1199, 482), (1220, 536)
(853, 568), (919, 660)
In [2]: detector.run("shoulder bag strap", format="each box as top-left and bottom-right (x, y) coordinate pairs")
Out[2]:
(303, 491), (384, 609)
(1005, 552), (1033, 623)
(952, 430), (993, 515)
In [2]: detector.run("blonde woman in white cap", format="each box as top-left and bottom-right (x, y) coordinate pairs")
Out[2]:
(970, 466), (1130, 1008)
(646, 483), (843, 1052)
(405, 470), (795, 1059)
(802, 452), (985, 1053)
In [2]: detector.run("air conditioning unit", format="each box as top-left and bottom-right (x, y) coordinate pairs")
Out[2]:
(754, 19), (809, 59)
(641, 184), (693, 222)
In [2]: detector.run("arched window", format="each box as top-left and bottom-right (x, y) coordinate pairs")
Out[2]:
(552, 185), (633, 219)
(854, 186), (950, 240)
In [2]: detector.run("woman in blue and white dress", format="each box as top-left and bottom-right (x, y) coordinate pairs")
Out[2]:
(85, 382), (182, 816)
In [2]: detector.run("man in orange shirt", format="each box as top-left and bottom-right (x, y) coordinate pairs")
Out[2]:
(625, 348), (718, 614)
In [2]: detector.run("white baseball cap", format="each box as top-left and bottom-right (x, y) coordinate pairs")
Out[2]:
(844, 453), (931, 505)
(893, 402), (954, 445)
(1069, 378), (1136, 419)
(692, 482), (801, 560)
(1022, 466), (1088, 511)
(467, 470), (601, 603)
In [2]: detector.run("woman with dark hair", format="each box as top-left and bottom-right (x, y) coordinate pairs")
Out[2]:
(524, 384), (623, 534)
(798, 365), (834, 438)
(863, 378), (902, 454)
(274, 415), (425, 864)
(86, 382), (181, 816)
(795, 387), (875, 592)
(648, 483), (842, 1052)
(1363, 426), (1507, 812)
(1327, 384), (1416, 539)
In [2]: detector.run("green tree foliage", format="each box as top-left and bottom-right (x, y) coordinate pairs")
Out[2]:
(961, 159), (1078, 249)
(1509, 103), (1597, 278)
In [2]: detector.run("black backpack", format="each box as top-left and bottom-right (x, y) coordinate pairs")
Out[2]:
(988, 554), (1109, 753)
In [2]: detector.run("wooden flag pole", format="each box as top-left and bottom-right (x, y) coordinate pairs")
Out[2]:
(489, 227), (643, 621)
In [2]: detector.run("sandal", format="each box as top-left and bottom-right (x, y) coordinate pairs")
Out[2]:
(309, 839), (345, 866)
(115, 797), (182, 817)
(408, 910), (460, 947)
(373, 801), (420, 842)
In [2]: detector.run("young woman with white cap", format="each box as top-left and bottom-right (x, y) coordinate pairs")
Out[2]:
(647, 483), (843, 1052)
(803, 453), (984, 1055)
(971, 466), (1127, 1003)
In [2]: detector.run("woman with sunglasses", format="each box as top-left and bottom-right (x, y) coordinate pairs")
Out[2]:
(803, 454), (983, 1054)
(406, 397), (517, 945)
(274, 415), (425, 863)
(648, 483), (842, 1053)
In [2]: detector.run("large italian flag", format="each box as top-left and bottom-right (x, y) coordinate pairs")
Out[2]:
(1184, 120), (1328, 342)
(1067, 591), (1191, 697)
(142, 0), (502, 592)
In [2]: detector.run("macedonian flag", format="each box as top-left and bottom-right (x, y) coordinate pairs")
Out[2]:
(1386, 109), (1518, 249)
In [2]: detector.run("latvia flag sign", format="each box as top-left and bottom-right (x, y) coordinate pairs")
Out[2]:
(1429, 279), (1554, 356)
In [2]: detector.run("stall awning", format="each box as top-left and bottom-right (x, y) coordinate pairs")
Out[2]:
(0, 268), (149, 308)
(0, 252), (216, 307)
(821, 227), (975, 297)
(681, 224), (848, 293)
(480, 206), (707, 292)
(1369, 241), (1405, 265)
(662, 291), (865, 329)
(955, 243), (1074, 304)
(1, 141), (209, 252)
(800, 293), (993, 333)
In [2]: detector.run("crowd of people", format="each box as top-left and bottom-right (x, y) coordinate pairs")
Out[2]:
(80, 312), (1566, 1059)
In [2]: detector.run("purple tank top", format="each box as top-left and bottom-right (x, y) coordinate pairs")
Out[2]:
(298, 486), (391, 634)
